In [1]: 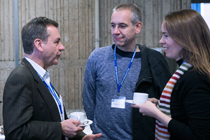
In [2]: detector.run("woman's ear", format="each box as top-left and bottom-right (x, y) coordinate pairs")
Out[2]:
(34, 39), (44, 52)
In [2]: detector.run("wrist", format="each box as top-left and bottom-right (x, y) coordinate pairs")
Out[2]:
(155, 110), (172, 127)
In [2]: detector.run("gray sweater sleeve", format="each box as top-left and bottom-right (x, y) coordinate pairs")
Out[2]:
(82, 51), (97, 121)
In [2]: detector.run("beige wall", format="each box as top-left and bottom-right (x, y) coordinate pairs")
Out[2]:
(0, 0), (191, 125)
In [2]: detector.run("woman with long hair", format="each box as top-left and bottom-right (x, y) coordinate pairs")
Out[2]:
(132, 9), (210, 140)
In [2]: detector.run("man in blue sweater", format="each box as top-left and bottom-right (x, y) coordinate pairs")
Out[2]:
(82, 3), (171, 140)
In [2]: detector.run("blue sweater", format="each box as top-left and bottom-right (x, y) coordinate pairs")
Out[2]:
(82, 45), (141, 140)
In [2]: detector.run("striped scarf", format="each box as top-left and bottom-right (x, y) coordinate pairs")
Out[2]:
(155, 61), (192, 140)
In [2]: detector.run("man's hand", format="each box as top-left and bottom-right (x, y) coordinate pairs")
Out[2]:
(82, 133), (102, 140)
(61, 119), (84, 138)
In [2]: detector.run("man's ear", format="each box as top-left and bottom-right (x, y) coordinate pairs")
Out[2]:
(135, 21), (142, 34)
(34, 39), (44, 52)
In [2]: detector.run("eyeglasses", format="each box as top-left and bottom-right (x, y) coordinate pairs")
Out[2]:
(109, 21), (140, 30)
(109, 23), (128, 30)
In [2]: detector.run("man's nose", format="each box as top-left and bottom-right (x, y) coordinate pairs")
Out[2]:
(113, 26), (121, 34)
(59, 43), (65, 50)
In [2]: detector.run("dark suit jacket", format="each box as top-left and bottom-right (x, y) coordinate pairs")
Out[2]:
(3, 58), (85, 140)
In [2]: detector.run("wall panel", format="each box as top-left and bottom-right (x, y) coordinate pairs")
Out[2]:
(0, 70), (12, 125)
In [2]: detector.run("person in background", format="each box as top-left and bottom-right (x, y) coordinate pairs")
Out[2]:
(82, 3), (171, 140)
(132, 9), (210, 140)
(3, 17), (102, 140)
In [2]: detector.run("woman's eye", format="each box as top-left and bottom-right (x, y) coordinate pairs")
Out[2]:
(164, 35), (168, 38)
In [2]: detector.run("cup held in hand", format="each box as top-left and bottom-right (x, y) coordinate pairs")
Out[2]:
(70, 112), (86, 123)
(133, 92), (148, 104)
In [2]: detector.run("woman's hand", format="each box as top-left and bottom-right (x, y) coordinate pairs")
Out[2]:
(131, 101), (159, 117)
(131, 101), (172, 127)
(148, 98), (159, 106)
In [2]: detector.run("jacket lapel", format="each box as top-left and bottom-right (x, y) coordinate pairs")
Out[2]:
(21, 58), (61, 121)
(136, 45), (153, 85)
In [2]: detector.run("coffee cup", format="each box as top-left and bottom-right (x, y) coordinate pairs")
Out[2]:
(133, 92), (148, 104)
(70, 112), (86, 123)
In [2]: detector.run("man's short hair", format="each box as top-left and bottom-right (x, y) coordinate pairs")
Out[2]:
(21, 17), (58, 54)
(113, 3), (142, 25)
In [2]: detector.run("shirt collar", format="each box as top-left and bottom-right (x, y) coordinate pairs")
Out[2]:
(24, 57), (48, 80)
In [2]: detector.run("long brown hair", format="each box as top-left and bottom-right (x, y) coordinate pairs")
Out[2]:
(164, 9), (210, 78)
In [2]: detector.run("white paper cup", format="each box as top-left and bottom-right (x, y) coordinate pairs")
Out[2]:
(133, 92), (148, 104)
(70, 112), (86, 123)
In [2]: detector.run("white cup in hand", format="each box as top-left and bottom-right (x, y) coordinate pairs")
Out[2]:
(70, 112), (86, 123)
(133, 92), (148, 104)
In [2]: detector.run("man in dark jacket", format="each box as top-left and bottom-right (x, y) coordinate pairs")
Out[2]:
(3, 17), (102, 140)
(82, 3), (171, 140)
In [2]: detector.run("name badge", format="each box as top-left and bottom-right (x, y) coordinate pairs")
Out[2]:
(111, 96), (126, 109)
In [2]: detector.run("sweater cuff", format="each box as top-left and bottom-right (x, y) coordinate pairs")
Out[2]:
(168, 119), (184, 134)
(168, 119), (195, 139)
(168, 119), (191, 137)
